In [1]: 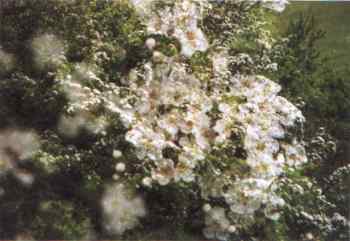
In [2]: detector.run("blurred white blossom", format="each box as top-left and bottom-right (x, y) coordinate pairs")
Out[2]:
(112, 150), (122, 159)
(115, 162), (126, 172)
(101, 183), (146, 235)
(0, 129), (39, 174)
(31, 34), (66, 70)
(0, 130), (39, 187)
(13, 169), (35, 186)
(0, 47), (15, 74)
(233, 0), (289, 12)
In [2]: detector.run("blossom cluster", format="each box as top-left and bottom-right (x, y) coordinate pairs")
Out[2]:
(56, 0), (304, 238)
(131, 0), (210, 57)
(58, 63), (109, 136)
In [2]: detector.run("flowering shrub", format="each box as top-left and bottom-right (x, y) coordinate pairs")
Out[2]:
(1, 0), (347, 240)
(53, 0), (311, 239)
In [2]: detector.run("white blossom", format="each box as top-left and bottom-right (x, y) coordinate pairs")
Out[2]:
(115, 162), (126, 172)
(145, 38), (156, 50)
(101, 183), (146, 235)
(0, 129), (39, 175)
(55, 1), (305, 238)
(0, 47), (15, 73)
(142, 177), (153, 187)
(203, 203), (212, 213)
(31, 34), (66, 70)
(113, 150), (122, 159)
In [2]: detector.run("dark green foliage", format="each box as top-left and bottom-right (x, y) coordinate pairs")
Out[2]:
(273, 13), (350, 120)
(0, 73), (66, 129)
(272, 11), (350, 177)
(270, 10), (350, 241)
(30, 200), (93, 239)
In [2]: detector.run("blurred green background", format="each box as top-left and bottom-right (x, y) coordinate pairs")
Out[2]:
(277, 1), (350, 71)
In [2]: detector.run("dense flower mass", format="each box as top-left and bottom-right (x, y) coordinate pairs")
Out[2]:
(131, 0), (210, 57)
(56, 0), (304, 239)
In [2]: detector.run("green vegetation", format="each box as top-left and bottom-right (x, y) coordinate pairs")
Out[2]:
(270, 5), (350, 240)
(278, 2), (350, 72)
(0, 1), (349, 240)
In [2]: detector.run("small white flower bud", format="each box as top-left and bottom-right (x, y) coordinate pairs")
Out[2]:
(228, 225), (236, 233)
(112, 174), (120, 180)
(152, 51), (165, 63)
(306, 233), (314, 240)
(202, 203), (211, 213)
(145, 38), (156, 50)
(112, 149), (122, 159)
(115, 162), (126, 172)
(142, 177), (152, 187)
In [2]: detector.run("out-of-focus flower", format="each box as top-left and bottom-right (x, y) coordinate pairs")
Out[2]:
(233, 0), (289, 12)
(58, 114), (88, 138)
(115, 162), (126, 172)
(142, 177), (152, 187)
(15, 232), (35, 241)
(203, 203), (212, 213)
(112, 174), (120, 181)
(305, 232), (314, 240)
(13, 169), (35, 186)
(145, 38), (156, 50)
(0, 47), (15, 74)
(263, 0), (289, 12)
(227, 225), (236, 233)
(203, 206), (232, 240)
(101, 183), (146, 235)
(58, 113), (108, 137)
(31, 33), (66, 70)
(113, 150), (122, 159)
(0, 130), (39, 188)
(0, 129), (39, 175)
